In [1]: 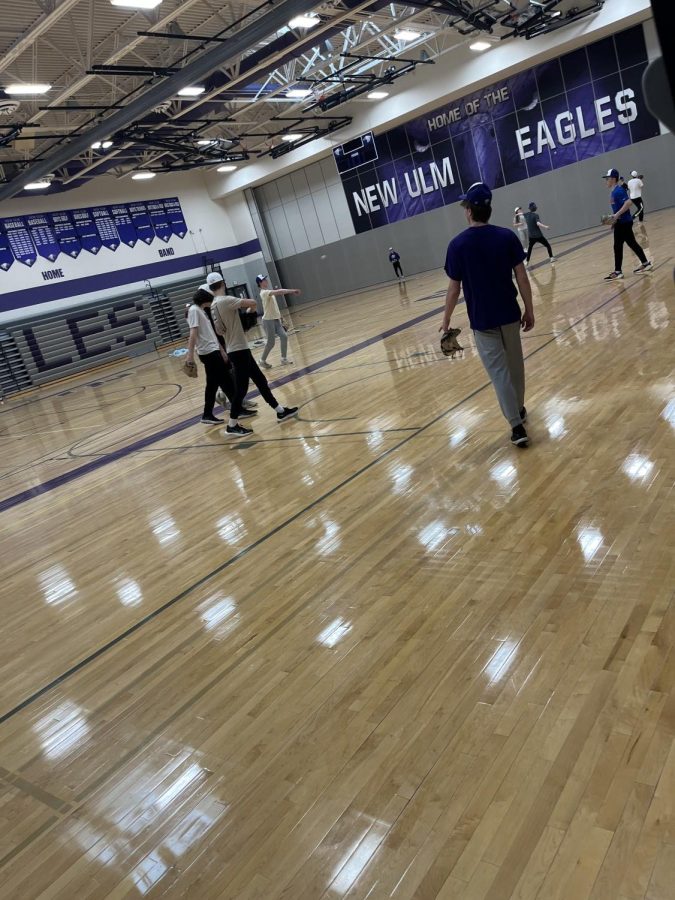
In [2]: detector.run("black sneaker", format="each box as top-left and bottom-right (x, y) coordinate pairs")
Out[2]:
(238, 407), (258, 418)
(603, 271), (624, 281)
(277, 406), (299, 423)
(510, 424), (529, 447)
(520, 406), (527, 423)
(633, 260), (652, 273)
(226, 423), (253, 438)
(201, 415), (224, 425)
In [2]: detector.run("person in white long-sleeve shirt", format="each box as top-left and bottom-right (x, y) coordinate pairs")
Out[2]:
(256, 274), (301, 368)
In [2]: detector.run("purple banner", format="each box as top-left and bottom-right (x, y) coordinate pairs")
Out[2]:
(110, 204), (137, 248)
(163, 197), (187, 239)
(335, 23), (660, 233)
(48, 210), (81, 258)
(0, 222), (14, 271)
(146, 199), (172, 243)
(128, 202), (154, 245)
(92, 206), (120, 251)
(3, 217), (37, 267)
(72, 208), (102, 255)
(25, 213), (60, 262)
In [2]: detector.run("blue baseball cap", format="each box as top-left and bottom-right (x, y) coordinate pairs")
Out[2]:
(459, 182), (492, 206)
(602, 168), (620, 179)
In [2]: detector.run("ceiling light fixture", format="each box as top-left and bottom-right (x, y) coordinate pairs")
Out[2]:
(281, 133), (302, 142)
(91, 140), (113, 149)
(288, 14), (320, 28)
(286, 88), (312, 99)
(4, 83), (51, 95)
(197, 139), (215, 146)
(110, 0), (163, 9)
(394, 29), (419, 41)
(217, 165), (237, 173)
(24, 180), (52, 190)
(469, 40), (492, 51)
(131, 171), (156, 180)
(367, 91), (389, 99)
(177, 86), (205, 97)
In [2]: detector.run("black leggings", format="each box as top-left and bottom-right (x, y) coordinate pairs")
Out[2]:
(613, 221), (647, 272)
(199, 350), (236, 418)
(526, 236), (553, 261)
(393, 261), (403, 278)
(632, 197), (644, 222)
(228, 349), (278, 419)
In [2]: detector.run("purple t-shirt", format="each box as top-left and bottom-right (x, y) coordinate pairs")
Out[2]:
(444, 225), (525, 331)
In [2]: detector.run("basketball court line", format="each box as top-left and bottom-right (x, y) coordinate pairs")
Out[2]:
(0, 228), (616, 514)
(2, 257), (667, 728)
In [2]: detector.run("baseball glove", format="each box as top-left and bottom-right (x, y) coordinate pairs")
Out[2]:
(440, 327), (464, 358)
(182, 359), (198, 378)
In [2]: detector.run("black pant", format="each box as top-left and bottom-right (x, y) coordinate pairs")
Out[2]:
(199, 351), (237, 418)
(228, 349), (278, 419)
(632, 197), (644, 222)
(613, 221), (647, 272)
(526, 236), (552, 261)
(392, 261), (403, 278)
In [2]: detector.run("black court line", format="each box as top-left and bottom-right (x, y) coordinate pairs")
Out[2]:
(1, 259), (665, 729)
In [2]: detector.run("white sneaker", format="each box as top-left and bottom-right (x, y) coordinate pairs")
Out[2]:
(259, 359), (272, 369)
(550, 257), (556, 264)
(280, 358), (294, 365)
(215, 389), (229, 408)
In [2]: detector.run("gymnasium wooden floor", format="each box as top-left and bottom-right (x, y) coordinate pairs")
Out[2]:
(0, 211), (674, 899)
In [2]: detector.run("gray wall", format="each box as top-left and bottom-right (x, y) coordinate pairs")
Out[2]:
(254, 132), (675, 303)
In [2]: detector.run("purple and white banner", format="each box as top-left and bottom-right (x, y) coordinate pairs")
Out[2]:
(335, 24), (660, 233)
(0, 197), (187, 271)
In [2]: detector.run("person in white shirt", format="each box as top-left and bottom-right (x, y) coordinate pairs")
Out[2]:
(185, 286), (240, 425)
(512, 206), (528, 250)
(208, 274), (298, 438)
(256, 274), (300, 368)
(627, 170), (645, 222)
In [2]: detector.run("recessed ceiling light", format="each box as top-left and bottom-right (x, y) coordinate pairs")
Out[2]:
(110, 0), (163, 9)
(24, 180), (51, 190)
(469, 40), (492, 51)
(177, 86), (205, 97)
(286, 88), (312, 99)
(288, 14), (320, 28)
(217, 165), (237, 173)
(367, 91), (389, 100)
(394, 29), (419, 41)
(4, 83), (51, 95)
(91, 140), (113, 149)
(282, 133), (302, 142)
(132, 171), (156, 180)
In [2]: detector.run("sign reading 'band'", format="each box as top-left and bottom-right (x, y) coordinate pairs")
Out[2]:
(334, 24), (660, 233)
(0, 197), (187, 272)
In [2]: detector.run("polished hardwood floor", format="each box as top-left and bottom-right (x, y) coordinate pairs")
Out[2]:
(0, 212), (673, 899)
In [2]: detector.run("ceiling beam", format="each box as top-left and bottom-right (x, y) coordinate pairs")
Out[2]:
(0, 0), (315, 200)
(0, 0), (83, 72)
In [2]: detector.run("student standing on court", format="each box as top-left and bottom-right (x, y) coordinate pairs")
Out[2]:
(442, 182), (534, 448)
(523, 202), (555, 266)
(256, 274), (300, 369)
(388, 248), (404, 280)
(185, 286), (240, 425)
(513, 207), (528, 250)
(208, 275), (298, 437)
(602, 167), (651, 281)
(627, 170), (645, 222)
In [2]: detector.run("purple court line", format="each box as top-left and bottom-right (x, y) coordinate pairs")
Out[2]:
(0, 228), (611, 514)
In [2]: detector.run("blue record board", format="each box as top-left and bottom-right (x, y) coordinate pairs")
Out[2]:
(164, 197), (188, 238)
(72, 208), (102, 255)
(92, 206), (120, 251)
(25, 213), (60, 262)
(0, 222), (14, 271)
(3, 217), (37, 267)
(48, 210), (81, 258)
(110, 204), (137, 247)
(147, 199), (172, 243)
(128, 202), (154, 245)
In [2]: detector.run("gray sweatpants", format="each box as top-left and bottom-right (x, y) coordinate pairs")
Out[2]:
(261, 319), (288, 362)
(473, 321), (525, 428)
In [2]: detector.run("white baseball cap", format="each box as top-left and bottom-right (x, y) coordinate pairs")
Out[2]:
(206, 271), (224, 286)
(631, 170), (638, 177)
